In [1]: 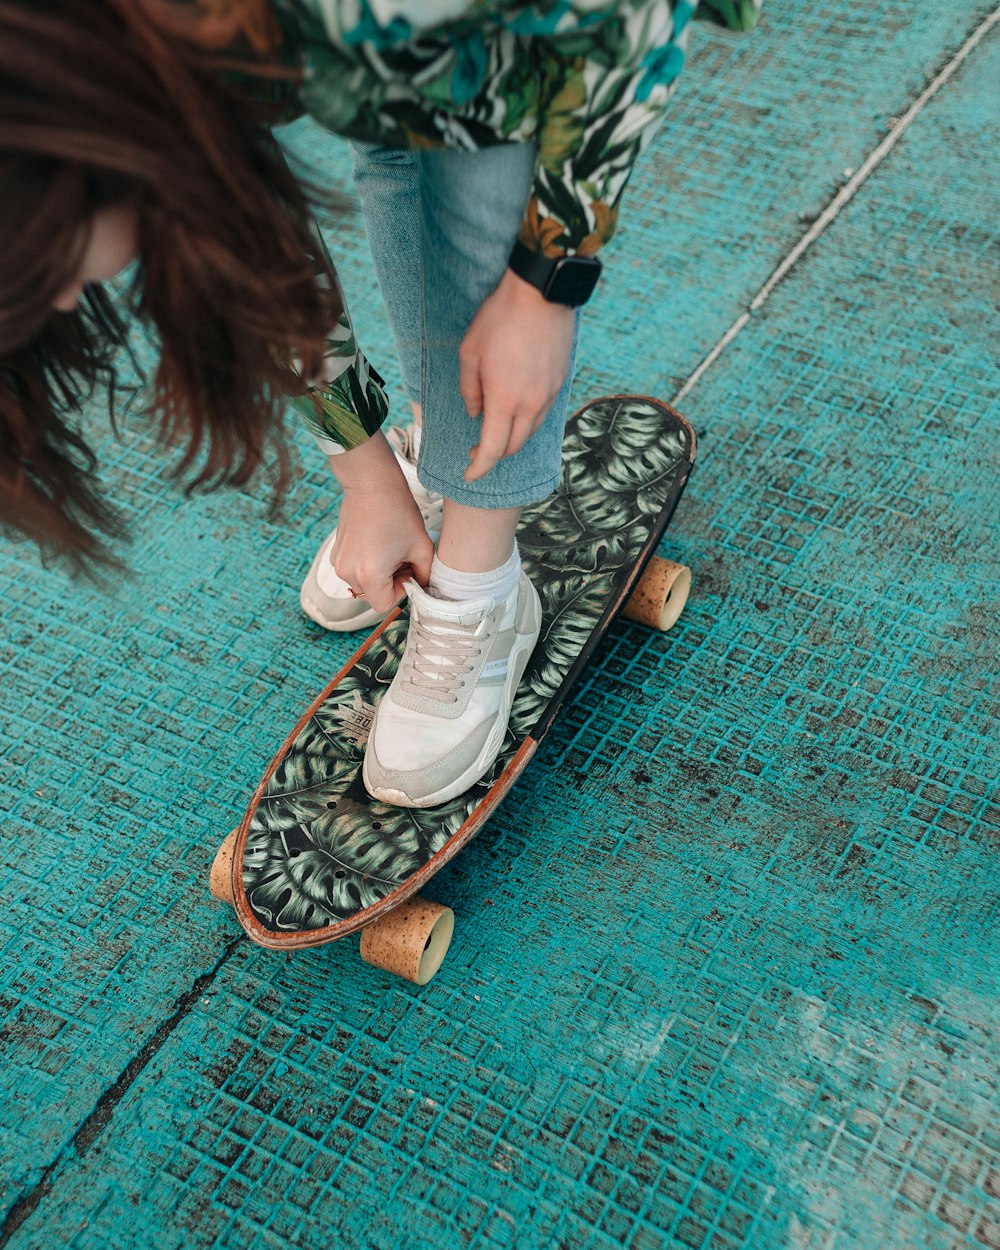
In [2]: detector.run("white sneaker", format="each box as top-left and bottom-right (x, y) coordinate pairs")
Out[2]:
(300, 425), (443, 631)
(362, 572), (542, 808)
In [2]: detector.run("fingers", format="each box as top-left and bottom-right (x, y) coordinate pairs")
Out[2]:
(389, 533), (435, 598)
(465, 410), (512, 483)
(330, 550), (400, 612)
(333, 560), (392, 612)
(364, 572), (402, 614)
(335, 533), (434, 613)
(458, 274), (575, 479)
(465, 403), (549, 482)
(408, 534), (435, 587)
(459, 347), (484, 419)
(332, 477), (433, 613)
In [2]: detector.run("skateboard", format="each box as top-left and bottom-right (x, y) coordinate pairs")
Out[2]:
(209, 396), (696, 983)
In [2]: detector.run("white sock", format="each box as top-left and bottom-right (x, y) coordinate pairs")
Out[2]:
(429, 547), (521, 604)
(410, 422), (422, 457)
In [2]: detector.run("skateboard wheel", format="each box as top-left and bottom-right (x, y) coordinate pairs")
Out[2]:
(623, 557), (691, 631)
(359, 896), (455, 985)
(209, 829), (239, 905)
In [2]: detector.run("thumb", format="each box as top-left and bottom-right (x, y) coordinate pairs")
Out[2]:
(409, 538), (434, 588)
(365, 569), (399, 614)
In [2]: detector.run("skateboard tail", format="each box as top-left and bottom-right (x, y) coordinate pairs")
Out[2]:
(228, 605), (403, 942)
(232, 736), (539, 951)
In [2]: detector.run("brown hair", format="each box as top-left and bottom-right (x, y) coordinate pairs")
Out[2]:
(0, 0), (341, 576)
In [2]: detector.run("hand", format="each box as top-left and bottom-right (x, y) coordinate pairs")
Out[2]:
(325, 433), (434, 613)
(459, 269), (575, 482)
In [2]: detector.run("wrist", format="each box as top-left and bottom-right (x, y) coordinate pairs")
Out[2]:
(327, 430), (404, 493)
(506, 240), (602, 307)
(500, 266), (553, 304)
(499, 268), (575, 323)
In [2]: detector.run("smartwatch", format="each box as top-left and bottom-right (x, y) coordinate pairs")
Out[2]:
(507, 240), (603, 307)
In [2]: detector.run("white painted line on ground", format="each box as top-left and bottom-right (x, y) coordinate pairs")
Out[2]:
(673, 5), (1000, 404)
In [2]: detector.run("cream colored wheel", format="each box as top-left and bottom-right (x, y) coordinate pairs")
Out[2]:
(359, 897), (455, 985)
(209, 829), (239, 904)
(623, 556), (691, 631)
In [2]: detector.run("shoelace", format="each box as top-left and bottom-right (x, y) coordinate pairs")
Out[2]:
(401, 609), (491, 704)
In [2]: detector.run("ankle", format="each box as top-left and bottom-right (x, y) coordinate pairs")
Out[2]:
(429, 548), (521, 603)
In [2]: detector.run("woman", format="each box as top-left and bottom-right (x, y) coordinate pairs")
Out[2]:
(0, 0), (760, 805)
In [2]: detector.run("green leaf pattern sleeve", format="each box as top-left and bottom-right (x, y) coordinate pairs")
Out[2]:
(291, 227), (389, 456)
(521, 0), (762, 257)
(697, 0), (763, 33)
(268, 1), (761, 267)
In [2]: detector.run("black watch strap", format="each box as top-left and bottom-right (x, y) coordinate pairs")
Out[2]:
(508, 240), (602, 307)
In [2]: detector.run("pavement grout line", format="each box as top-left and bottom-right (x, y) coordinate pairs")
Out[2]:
(0, 936), (244, 1247)
(672, 4), (1000, 405)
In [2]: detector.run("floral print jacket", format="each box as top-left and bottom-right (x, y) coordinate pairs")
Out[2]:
(215, 0), (761, 452)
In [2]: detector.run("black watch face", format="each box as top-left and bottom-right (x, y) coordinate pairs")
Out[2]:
(547, 257), (601, 306)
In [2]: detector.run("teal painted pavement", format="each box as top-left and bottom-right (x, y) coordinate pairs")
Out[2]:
(1, 3), (998, 1248)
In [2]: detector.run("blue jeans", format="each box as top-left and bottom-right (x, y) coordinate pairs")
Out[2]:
(349, 141), (580, 508)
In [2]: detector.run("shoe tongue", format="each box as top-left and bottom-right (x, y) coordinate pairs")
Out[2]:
(405, 579), (493, 625)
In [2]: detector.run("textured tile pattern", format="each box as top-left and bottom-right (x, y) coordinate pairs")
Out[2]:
(1, 4), (997, 1248)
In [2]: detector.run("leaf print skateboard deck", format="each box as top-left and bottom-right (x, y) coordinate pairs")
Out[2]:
(209, 396), (696, 983)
